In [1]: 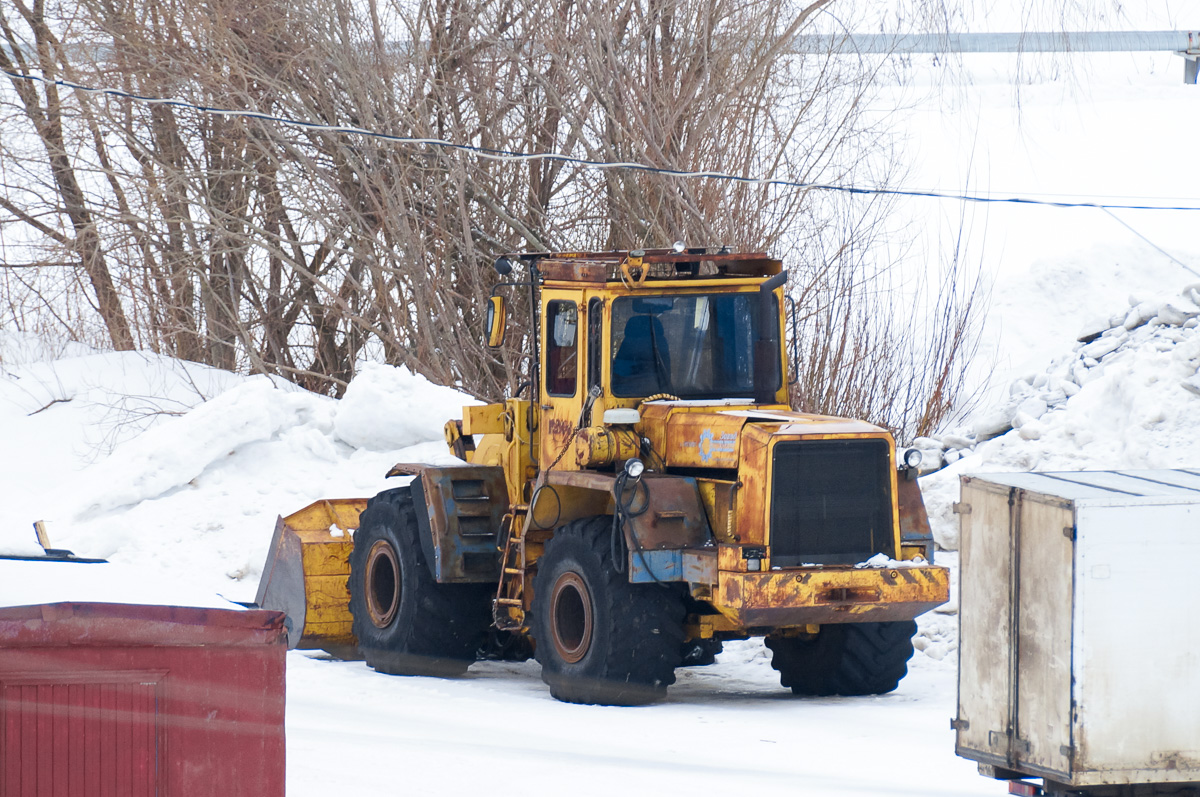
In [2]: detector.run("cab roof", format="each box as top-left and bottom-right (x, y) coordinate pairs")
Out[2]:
(509, 248), (783, 284)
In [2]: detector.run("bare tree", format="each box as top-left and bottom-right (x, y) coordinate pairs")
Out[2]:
(0, 0), (986, 437)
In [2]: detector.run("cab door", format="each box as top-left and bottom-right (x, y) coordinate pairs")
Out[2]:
(539, 291), (585, 471)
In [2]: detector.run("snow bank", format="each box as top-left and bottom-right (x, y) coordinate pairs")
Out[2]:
(333, 362), (479, 451)
(0, 336), (254, 557)
(0, 346), (469, 604)
(0, 559), (241, 611)
(921, 284), (1200, 550)
(72, 378), (334, 517)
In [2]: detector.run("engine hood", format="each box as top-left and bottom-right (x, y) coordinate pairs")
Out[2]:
(635, 402), (891, 470)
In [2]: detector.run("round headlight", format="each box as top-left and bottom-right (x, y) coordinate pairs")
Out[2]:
(903, 448), (923, 469)
(624, 458), (646, 480)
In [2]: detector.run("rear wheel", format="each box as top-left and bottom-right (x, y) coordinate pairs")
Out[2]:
(348, 487), (491, 677)
(532, 516), (685, 705)
(766, 621), (917, 696)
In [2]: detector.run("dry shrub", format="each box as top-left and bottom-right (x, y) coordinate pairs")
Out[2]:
(1, 0), (982, 435)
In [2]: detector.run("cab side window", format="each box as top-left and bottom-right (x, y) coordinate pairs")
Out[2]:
(586, 298), (603, 394)
(546, 300), (578, 397)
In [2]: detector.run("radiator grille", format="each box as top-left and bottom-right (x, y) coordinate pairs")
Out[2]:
(769, 439), (894, 566)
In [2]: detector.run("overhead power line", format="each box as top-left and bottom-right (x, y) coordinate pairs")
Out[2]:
(2, 68), (1200, 212)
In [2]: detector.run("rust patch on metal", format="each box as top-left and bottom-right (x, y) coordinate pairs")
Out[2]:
(817, 586), (882, 604)
(622, 475), (712, 550)
(716, 565), (950, 628)
(735, 424), (774, 547)
(420, 466), (507, 583)
(364, 540), (400, 628)
(898, 476), (934, 546)
(538, 258), (609, 282)
(549, 570), (594, 663)
(698, 479), (737, 542)
(386, 463), (427, 477)
(665, 412), (746, 469)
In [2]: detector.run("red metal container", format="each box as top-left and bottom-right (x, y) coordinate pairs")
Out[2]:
(0, 602), (286, 797)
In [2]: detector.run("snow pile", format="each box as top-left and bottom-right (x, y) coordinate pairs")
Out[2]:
(0, 559), (242, 611)
(73, 378), (335, 517)
(920, 284), (1200, 550)
(333, 362), (481, 450)
(0, 337), (475, 603)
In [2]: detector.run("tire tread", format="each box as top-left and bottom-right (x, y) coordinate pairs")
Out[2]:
(349, 488), (491, 677)
(767, 620), (917, 696)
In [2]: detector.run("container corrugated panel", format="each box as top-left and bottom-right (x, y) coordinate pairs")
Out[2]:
(954, 469), (1200, 789)
(0, 602), (286, 797)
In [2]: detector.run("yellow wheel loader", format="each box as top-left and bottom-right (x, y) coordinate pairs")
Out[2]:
(256, 248), (950, 705)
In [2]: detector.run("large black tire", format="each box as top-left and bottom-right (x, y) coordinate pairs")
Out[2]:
(348, 487), (491, 677)
(766, 620), (917, 696)
(531, 516), (685, 706)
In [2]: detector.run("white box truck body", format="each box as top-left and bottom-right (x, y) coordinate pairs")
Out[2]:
(955, 470), (1200, 794)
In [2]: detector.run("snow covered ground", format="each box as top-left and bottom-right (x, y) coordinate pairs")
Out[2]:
(3, 42), (1199, 797)
(0, 328), (978, 795)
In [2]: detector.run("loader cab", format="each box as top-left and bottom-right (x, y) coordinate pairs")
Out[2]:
(528, 249), (791, 472)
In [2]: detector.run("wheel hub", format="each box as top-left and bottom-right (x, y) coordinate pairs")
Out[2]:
(550, 571), (593, 664)
(365, 539), (400, 628)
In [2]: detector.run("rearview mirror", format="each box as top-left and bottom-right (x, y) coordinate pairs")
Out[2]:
(486, 295), (507, 348)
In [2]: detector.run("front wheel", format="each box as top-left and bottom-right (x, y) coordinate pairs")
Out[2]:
(348, 487), (491, 677)
(532, 516), (685, 705)
(766, 621), (917, 696)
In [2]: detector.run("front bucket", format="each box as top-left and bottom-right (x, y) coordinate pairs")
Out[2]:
(254, 498), (367, 654)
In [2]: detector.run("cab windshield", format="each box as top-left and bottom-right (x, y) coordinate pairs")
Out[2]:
(610, 292), (780, 399)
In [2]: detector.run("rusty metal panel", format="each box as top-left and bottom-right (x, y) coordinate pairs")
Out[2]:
(538, 258), (609, 282)
(665, 412), (746, 469)
(955, 477), (1018, 767)
(718, 544), (748, 572)
(420, 466), (507, 583)
(529, 479), (612, 531)
(545, 469), (615, 491)
(735, 424), (773, 547)
(715, 565), (949, 627)
(897, 476), (934, 553)
(622, 475), (712, 550)
(628, 548), (717, 584)
(697, 479), (737, 543)
(635, 401), (672, 459)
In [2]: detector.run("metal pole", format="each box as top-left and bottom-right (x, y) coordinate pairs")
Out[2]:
(789, 30), (1199, 55)
(790, 30), (1200, 83)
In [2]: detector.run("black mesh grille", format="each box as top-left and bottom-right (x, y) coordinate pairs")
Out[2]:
(769, 439), (894, 566)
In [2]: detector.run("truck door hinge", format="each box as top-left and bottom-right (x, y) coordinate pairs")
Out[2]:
(952, 502), (972, 515)
(951, 718), (970, 731)
(1063, 525), (1076, 541)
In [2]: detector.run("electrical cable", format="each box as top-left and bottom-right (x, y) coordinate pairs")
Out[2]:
(4, 68), (1200, 213)
(1101, 208), (1200, 278)
(611, 470), (665, 584)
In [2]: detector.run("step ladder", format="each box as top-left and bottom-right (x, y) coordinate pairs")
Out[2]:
(493, 509), (527, 630)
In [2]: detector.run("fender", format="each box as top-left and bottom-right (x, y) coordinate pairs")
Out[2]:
(388, 463), (507, 583)
(540, 470), (715, 583)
